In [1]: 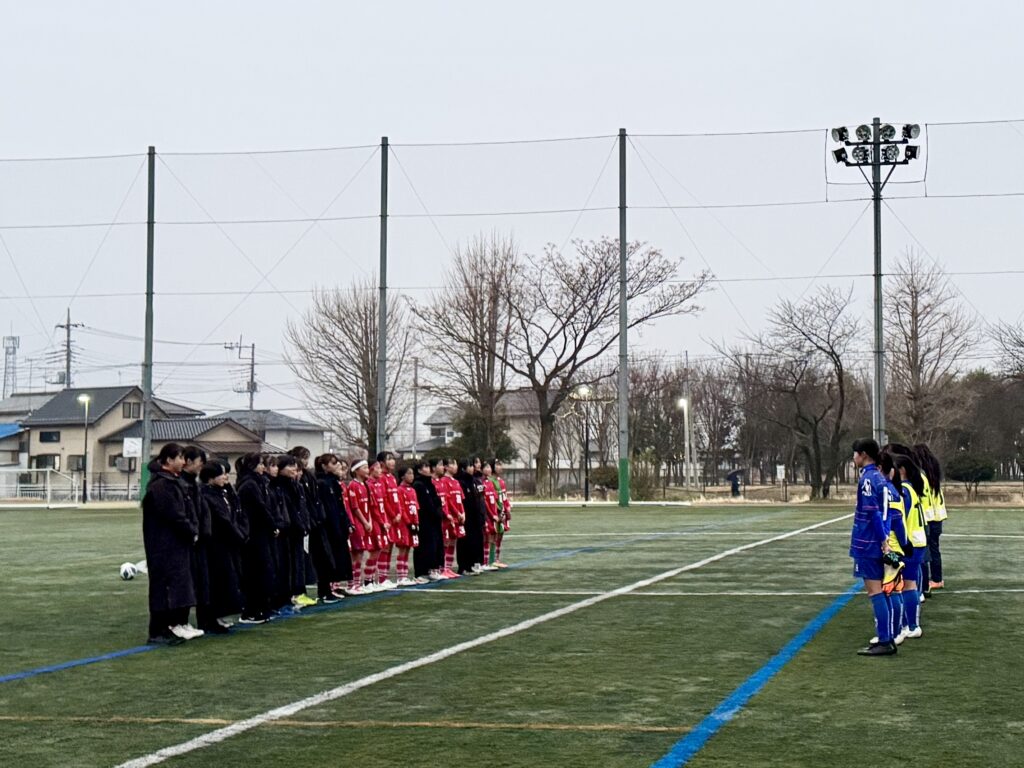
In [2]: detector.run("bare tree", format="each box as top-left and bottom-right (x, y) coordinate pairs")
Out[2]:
(494, 237), (710, 493)
(286, 281), (412, 455)
(690, 359), (739, 484)
(724, 286), (861, 498)
(413, 233), (516, 456)
(885, 249), (979, 443)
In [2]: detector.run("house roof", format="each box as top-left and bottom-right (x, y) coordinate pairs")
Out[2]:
(22, 386), (140, 427)
(0, 392), (58, 419)
(212, 409), (326, 433)
(423, 406), (460, 426)
(394, 436), (449, 454)
(153, 398), (204, 418)
(100, 418), (262, 444)
(0, 422), (25, 440)
(195, 440), (281, 456)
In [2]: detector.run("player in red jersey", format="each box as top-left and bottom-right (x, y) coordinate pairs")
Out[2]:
(432, 459), (457, 580)
(365, 460), (391, 590)
(395, 466), (422, 585)
(491, 459), (511, 568)
(375, 451), (402, 588)
(442, 458), (466, 578)
(480, 462), (500, 570)
(345, 460), (374, 595)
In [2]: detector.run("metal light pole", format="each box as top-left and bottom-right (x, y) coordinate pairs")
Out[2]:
(78, 393), (91, 503)
(830, 121), (920, 446)
(573, 384), (594, 502)
(617, 128), (629, 507)
(677, 396), (690, 489)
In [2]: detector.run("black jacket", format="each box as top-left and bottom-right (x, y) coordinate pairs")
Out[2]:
(142, 469), (197, 612)
(413, 473), (443, 524)
(298, 468), (326, 527)
(201, 483), (246, 616)
(272, 476), (309, 534)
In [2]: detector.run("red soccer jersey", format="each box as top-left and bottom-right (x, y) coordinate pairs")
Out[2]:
(382, 472), (403, 525)
(400, 484), (419, 525)
(433, 476), (452, 520)
(365, 476), (389, 527)
(482, 479), (499, 521)
(445, 475), (465, 521)
(498, 477), (511, 517)
(346, 480), (371, 532)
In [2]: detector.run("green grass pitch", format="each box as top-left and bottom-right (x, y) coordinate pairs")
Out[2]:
(0, 503), (1021, 767)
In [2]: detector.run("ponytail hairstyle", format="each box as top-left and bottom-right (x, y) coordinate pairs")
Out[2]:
(199, 462), (227, 483)
(893, 454), (925, 498)
(314, 453), (339, 474)
(236, 452), (262, 479)
(912, 443), (942, 493)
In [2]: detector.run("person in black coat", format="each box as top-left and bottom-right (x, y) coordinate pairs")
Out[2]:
(413, 458), (444, 580)
(272, 455), (313, 607)
(236, 454), (277, 624)
(199, 462), (246, 632)
(181, 446), (210, 630)
(142, 442), (197, 644)
(291, 446), (337, 604)
(315, 453), (352, 594)
(456, 457), (486, 574)
(263, 456), (296, 613)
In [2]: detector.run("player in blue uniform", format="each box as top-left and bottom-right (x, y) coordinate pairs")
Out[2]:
(850, 438), (897, 656)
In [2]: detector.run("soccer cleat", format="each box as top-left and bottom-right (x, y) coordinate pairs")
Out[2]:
(493, 561), (509, 569)
(343, 585), (364, 596)
(471, 564), (484, 574)
(293, 594), (317, 607)
(428, 571), (444, 582)
(319, 594), (341, 604)
(894, 628), (908, 646)
(397, 577), (418, 587)
(238, 615), (268, 625)
(481, 564), (499, 571)
(183, 624), (205, 639)
(169, 625), (193, 641)
(905, 626), (923, 639)
(331, 589), (348, 600)
(929, 580), (944, 590)
(857, 641), (897, 656)
(442, 568), (460, 579)
(415, 576), (430, 584)
(378, 579), (398, 590)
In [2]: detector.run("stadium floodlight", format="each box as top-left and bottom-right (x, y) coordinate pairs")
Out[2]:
(833, 147), (849, 164)
(879, 123), (896, 141)
(856, 124), (872, 142)
(902, 123), (921, 139)
(905, 145), (920, 160)
(831, 127), (849, 143)
(883, 144), (901, 163)
(852, 146), (871, 163)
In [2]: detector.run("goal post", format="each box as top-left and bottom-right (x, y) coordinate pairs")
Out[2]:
(0, 468), (80, 509)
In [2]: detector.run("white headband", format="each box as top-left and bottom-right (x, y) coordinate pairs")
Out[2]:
(350, 460), (368, 475)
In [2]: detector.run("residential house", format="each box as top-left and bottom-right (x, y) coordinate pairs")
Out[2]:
(395, 405), (460, 456)
(212, 410), (327, 455)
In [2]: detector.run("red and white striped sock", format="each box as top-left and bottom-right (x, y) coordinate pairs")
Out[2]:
(377, 547), (392, 583)
(444, 544), (456, 571)
(397, 550), (410, 580)
(495, 534), (503, 561)
(349, 552), (362, 590)
(483, 537), (491, 566)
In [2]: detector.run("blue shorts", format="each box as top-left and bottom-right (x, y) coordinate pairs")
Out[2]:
(903, 551), (924, 579)
(853, 556), (884, 581)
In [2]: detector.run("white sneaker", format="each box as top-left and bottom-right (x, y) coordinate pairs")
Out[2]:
(361, 582), (379, 593)
(216, 618), (235, 629)
(471, 564), (484, 574)
(169, 625), (192, 641)
(415, 576), (430, 584)
(894, 628), (907, 646)
(428, 571), (444, 582)
(378, 579), (398, 590)
(482, 564), (498, 571)
(919, 593), (926, 603)
(905, 626), (923, 639)
(183, 624), (204, 639)
(344, 585), (364, 596)
(397, 577), (417, 587)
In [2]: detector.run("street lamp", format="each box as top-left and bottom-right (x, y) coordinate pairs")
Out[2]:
(676, 396), (692, 489)
(77, 393), (90, 504)
(829, 118), (921, 445)
(572, 384), (593, 502)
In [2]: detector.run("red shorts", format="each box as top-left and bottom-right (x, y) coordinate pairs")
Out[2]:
(349, 523), (370, 552)
(392, 522), (418, 549)
(442, 518), (465, 543)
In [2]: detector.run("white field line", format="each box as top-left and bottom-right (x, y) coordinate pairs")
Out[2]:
(114, 512), (852, 768)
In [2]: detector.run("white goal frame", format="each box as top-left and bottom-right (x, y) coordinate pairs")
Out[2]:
(0, 467), (81, 509)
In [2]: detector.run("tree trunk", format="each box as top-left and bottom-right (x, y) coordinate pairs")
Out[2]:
(534, 410), (556, 497)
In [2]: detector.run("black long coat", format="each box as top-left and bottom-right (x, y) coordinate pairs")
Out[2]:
(182, 470), (211, 607)
(456, 470), (486, 571)
(142, 469), (198, 612)
(413, 473), (443, 574)
(201, 483), (246, 617)
(317, 472), (352, 581)
(237, 473), (279, 608)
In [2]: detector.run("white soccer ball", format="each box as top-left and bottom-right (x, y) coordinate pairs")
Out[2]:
(119, 562), (138, 581)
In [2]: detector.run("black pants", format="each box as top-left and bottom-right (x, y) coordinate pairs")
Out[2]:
(273, 535), (293, 608)
(415, 513), (443, 576)
(457, 508), (485, 573)
(149, 607), (190, 638)
(290, 530), (308, 596)
(242, 534), (276, 618)
(922, 520), (943, 585)
(308, 525), (336, 599)
(324, 517), (352, 582)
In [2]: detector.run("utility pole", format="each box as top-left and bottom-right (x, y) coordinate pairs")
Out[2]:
(830, 121), (920, 447)
(55, 308), (83, 389)
(376, 136), (389, 455)
(226, 337), (257, 410)
(411, 357), (419, 458)
(617, 128), (629, 507)
(140, 146), (156, 497)
(683, 350), (692, 488)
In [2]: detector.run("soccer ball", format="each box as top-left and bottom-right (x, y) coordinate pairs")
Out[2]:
(119, 562), (138, 581)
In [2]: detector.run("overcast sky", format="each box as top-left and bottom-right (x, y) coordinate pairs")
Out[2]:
(1, 1), (1022, 437)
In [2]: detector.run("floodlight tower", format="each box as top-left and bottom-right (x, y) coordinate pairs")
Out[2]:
(830, 119), (920, 445)
(2, 336), (19, 398)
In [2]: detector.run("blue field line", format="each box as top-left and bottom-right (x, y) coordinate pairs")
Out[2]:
(0, 507), (832, 687)
(649, 581), (862, 768)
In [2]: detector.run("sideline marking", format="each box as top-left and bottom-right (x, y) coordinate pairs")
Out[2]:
(649, 582), (861, 768)
(114, 513), (852, 768)
(0, 646), (155, 685)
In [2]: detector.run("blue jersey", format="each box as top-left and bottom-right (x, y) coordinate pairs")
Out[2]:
(850, 463), (889, 558)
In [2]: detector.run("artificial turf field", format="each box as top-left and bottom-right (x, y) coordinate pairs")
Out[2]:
(0, 503), (1021, 768)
